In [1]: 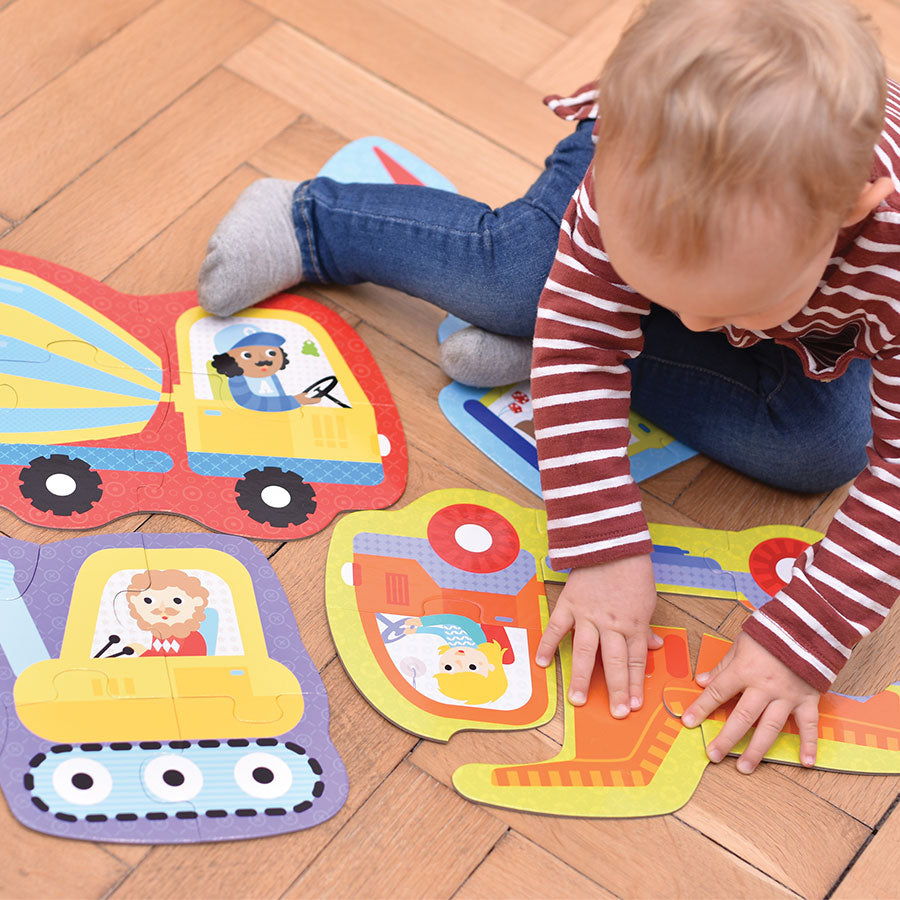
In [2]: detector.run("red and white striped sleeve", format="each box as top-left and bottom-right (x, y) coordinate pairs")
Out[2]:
(744, 211), (900, 692)
(531, 164), (653, 572)
(744, 349), (900, 691)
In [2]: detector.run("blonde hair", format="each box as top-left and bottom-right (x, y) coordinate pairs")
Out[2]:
(594, 0), (886, 262)
(433, 641), (508, 705)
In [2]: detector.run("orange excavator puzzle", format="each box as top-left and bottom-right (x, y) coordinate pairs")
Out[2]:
(326, 489), (900, 817)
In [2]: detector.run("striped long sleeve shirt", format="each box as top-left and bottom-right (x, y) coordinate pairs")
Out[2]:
(532, 80), (900, 691)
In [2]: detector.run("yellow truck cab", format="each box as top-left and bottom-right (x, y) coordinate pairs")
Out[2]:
(13, 546), (303, 743)
(174, 307), (384, 482)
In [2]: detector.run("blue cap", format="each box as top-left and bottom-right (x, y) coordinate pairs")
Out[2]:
(214, 324), (286, 354)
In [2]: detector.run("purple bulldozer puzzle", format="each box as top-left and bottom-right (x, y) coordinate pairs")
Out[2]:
(0, 531), (347, 843)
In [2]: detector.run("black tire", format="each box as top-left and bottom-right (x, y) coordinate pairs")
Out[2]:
(19, 455), (103, 515)
(235, 467), (317, 527)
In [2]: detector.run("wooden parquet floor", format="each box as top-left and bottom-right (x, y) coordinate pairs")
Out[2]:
(1, 1), (900, 897)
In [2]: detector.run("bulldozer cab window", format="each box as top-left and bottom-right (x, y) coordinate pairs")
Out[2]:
(188, 315), (356, 408)
(89, 568), (245, 659)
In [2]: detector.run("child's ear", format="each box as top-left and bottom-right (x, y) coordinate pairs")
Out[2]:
(842, 176), (896, 227)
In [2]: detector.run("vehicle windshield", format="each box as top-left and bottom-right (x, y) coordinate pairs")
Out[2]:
(188, 314), (354, 407)
(89, 567), (244, 659)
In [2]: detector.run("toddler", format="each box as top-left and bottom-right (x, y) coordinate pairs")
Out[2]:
(197, 0), (899, 773)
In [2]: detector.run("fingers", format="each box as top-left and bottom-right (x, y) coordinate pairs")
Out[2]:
(682, 660), (739, 729)
(599, 630), (631, 717)
(735, 701), (792, 773)
(694, 645), (734, 688)
(705, 691), (766, 764)
(626, 632), (649, 710)
(647, 629), (664, 649)
(536, 605), (574, 668)
(569, 621), (600, 706)
(795, 699), (820, 767)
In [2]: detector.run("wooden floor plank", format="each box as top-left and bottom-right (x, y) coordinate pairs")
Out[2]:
(284, 761), (507, 899)
(0, 0), (272, 222)
(674, 762), (870, 899)
(0, 0), (157, 119)
(250, 116), (348, 182)
(833, 798), (900, 899)
(106, 164), (266, 296)
(673, 464), (828, 531)
(225, 23), (546, 208)
(0, 793), (131, 900)
(507, 0), (619, 36)
(378, 0), (567, 80)
(409, 730), (797, 898)
(456, 831), (615, 899)
(524, 0), (639, 93)
(251, 0), (567, 168)
(856, 0), (900, 79)
(2, 68), (298, 278)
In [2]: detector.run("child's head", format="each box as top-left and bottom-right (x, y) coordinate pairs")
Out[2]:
(433, 641), (508, 705)
(593, 0), (895, 330)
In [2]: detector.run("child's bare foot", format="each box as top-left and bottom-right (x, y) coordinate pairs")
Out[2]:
(198, 178), (303, 317)
(439, 325), (532, 387)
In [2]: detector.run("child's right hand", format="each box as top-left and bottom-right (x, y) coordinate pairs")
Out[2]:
(535, 554), (662, 716)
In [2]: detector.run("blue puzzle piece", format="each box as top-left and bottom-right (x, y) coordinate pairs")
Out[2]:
(317, 136), (457, 192)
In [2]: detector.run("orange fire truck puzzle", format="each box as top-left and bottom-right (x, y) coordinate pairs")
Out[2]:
(0, 250), (406, 540)
(326, 490), (900, 818)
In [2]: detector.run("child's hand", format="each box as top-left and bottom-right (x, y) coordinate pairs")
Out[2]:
(682, 632), (821, 773)
(535, 554), (662, 716)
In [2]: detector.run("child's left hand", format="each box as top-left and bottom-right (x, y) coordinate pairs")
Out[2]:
(681, 632), (821, 773)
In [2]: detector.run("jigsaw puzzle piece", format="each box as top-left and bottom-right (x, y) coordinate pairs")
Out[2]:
(453, 627), (709, 817)
(0, 538), (49, 689)
(326, 490), (557, 741)
(152, 296), (404, 539)
(13, 538), (186, 745)
(648, 523), (823, 611)
(1, 531), (346, 842)
(0, 250), (403, 540)
(692, 634), (900, 774)
(438, 377), (698, 499)
(626, 412), (698, 481)
(318, 135), (457, 191)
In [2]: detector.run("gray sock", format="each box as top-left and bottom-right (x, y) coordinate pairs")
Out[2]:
(198, 178), (304, 316)
(439, 325), (533, 387)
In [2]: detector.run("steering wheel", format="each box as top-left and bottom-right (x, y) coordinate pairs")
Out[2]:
(301, 375), (350, 408)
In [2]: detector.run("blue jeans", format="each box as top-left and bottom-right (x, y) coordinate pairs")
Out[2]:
(291, 121), (871, 493)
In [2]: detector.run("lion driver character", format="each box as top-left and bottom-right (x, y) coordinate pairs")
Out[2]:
(125, 569), (210, 657)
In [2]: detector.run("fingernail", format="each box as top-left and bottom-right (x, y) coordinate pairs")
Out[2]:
(536, 655), (549, 667)
(682, 713), (696, 727)
(737, 758), (754, 774)
(630, 695), (642, 710)
(708, 748), (722, 763)
(613, 703), (629, 718)
(802, 754), (816, 767)
(570, 691), (585, 705)
(695, 672), (709, 685)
